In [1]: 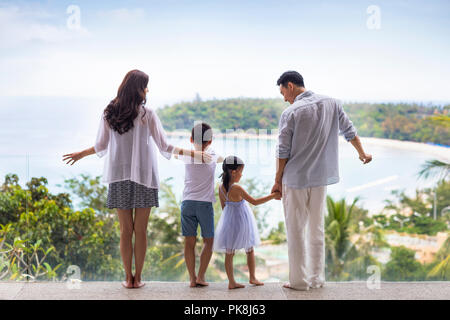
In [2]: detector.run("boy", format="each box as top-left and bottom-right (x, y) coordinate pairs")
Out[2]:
(176, 122), (223, 287)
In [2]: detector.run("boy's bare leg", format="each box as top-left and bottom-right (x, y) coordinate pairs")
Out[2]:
(117, 209), (134, 288)
(246, 249), (264, 286)
(196, 237), (213, 286)
(184, 236), (197, 287)
(133, 207), (151, 288)
(225, 252), (245, 289)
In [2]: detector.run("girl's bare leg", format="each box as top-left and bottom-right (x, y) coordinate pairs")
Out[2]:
(184, 236), (197, 287)
(246, 249), (263, 286)
(196, 237), (213, 286)
(133, 207), (151, 288)
(117, 209), (134, 288)
(225, 252), (245, 289)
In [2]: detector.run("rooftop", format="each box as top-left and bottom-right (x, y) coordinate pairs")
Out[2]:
(1, 281), (449, 300)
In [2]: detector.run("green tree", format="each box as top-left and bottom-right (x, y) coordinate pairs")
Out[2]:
(383, 246), (425, 281)
(426, 235), (450, 280)
(325, 196), (360, 280)
(383, 179), (450, 234)
(266, 222), (286, 244)
(61, 174), (113, 215)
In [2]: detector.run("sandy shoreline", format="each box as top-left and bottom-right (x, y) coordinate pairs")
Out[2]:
(358, 137), (450, 161)
(166, 131), (450, 161)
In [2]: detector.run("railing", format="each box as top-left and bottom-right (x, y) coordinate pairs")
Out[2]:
(0, 139), (448, 283)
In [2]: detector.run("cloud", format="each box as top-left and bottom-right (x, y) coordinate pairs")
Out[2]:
(0, 4), (90, 48)
(98, 8), (146, 22)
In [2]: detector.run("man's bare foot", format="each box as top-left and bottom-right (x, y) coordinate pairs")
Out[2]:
(249, 278), (264, 286)
(133, 277), (145, 289)
(196, 279), (209, 286)
(228, 282), (245, 289)
(283, 282), (309, 291)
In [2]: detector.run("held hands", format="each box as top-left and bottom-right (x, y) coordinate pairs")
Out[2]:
(271, 191), (282, 200)
(62, 151), (84, 166)
(271, 181), (283, 200)
(359, 153), (372, 164)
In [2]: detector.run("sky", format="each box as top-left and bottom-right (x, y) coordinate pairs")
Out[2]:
(1, 0), (450, 108)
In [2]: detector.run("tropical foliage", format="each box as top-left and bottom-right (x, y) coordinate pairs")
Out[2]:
(0, 173), (271, 282)
(381, 179), (450, 235)
(324, 196), (384, 280)
(426, 237), (450, 280)
(383, 246), (426, 281)
(1, 165), (448, 281)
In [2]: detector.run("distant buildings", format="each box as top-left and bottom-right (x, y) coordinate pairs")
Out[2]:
(368, 231), (448, 264)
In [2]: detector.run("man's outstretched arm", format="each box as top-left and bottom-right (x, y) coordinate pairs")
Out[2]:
(350, 135), (372, 164)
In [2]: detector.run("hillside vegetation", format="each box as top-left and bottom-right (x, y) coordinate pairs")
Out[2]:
(157, 98), (450, 145)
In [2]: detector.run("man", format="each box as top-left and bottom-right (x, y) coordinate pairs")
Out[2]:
(272, 71), (372, 290)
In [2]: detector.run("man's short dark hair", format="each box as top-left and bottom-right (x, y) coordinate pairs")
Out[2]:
(277, 71), (304, 88)
(191, 122), (212, 145)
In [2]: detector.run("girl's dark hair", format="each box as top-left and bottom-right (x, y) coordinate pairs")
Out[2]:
(219, 156), (244, 192)
(104, 69), (149, 134)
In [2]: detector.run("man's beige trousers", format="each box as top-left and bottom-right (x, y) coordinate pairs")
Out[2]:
(282, 184), (327, 290)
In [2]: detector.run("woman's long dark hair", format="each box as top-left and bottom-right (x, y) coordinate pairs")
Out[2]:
(104, 70), (149, 134)
(219, 156), (244, 192)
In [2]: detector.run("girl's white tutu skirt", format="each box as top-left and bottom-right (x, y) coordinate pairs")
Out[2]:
(213, 200), (260, 253)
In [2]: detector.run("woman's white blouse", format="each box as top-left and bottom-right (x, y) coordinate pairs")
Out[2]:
(94, 105), (174, 189)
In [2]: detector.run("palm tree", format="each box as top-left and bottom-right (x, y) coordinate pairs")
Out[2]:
(418, 159), (450, 181)
(417, 160), (449, 279)
(427, 236), (450, 280)
(418, 159), (450, 220)
(325, 196), (360, 280)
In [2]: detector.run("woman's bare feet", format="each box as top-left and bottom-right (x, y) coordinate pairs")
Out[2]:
(133, 276), (145, 288)
(122, 276), (134, 289)
(228, 282), (245, 290)
(189, 276), (198, 288)
(249, 278), (264, 286)
(196, 278), (209, 287)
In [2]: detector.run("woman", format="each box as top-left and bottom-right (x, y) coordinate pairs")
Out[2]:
(63, 69), (209, 288)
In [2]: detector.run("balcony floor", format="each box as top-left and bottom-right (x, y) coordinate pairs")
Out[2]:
(1, 281), (449, 300)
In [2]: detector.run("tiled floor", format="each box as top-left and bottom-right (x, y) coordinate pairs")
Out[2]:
(1, 281), (449, 300)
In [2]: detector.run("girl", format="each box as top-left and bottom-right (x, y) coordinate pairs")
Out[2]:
(62, 70), (210, 289)
(214, 156), (281, 289)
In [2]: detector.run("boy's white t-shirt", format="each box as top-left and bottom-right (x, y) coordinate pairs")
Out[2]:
(179, 147), (219, 203)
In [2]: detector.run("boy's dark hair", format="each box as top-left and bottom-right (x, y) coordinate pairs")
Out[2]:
(276, 71), (304, 88)
(219, 156), (244, 192)
(191, 122), (213, 145)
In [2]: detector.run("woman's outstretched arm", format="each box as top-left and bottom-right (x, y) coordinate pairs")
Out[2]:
(63, 112), (110, 166)
(63, 147), (95, 166)
(147, 109), (211, 162)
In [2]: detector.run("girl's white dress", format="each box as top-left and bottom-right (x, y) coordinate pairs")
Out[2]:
(213, 183), (261, 253)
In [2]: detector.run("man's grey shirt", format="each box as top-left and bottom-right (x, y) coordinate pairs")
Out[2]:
(277, 90), (357, 189)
